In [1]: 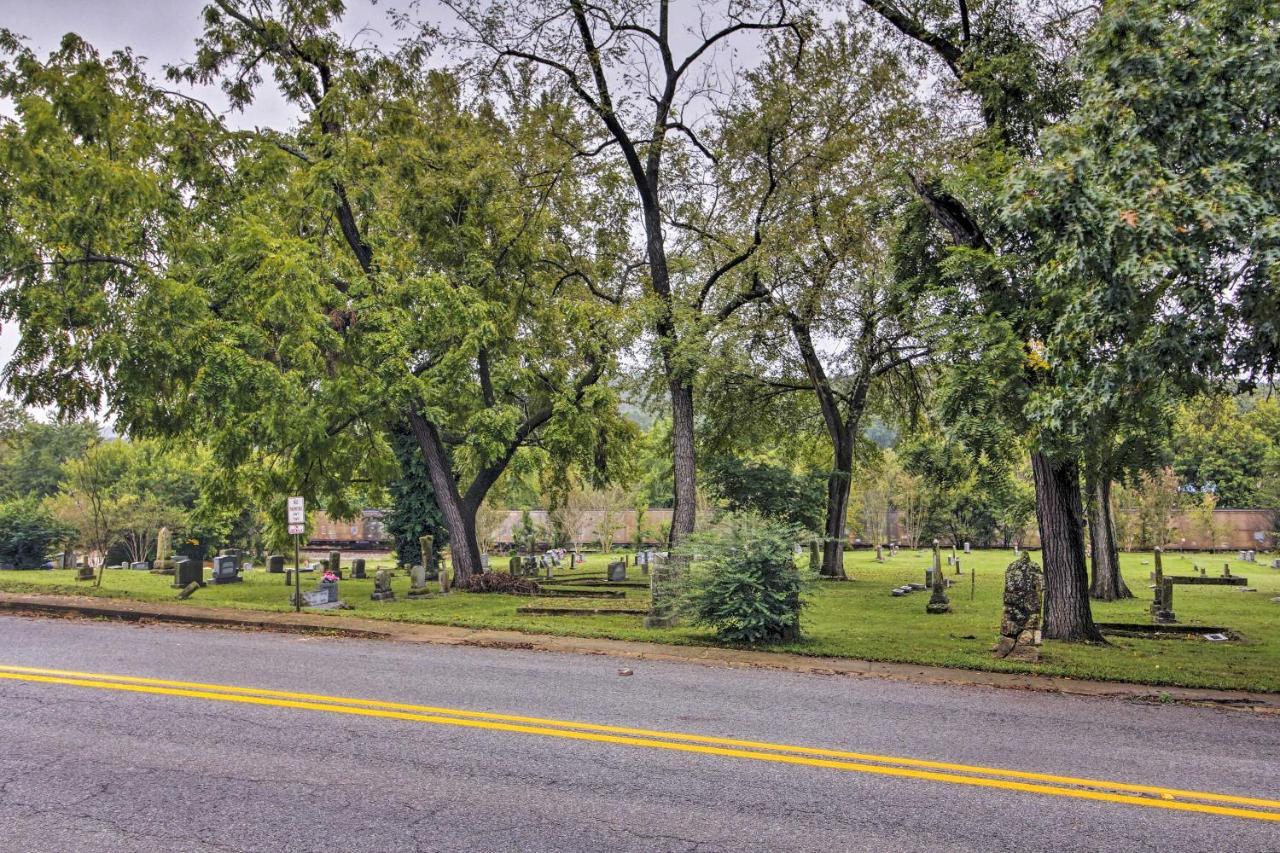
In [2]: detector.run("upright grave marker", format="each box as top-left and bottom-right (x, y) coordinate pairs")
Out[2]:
(208, 554), (242, 584)
(152, 527), (175, 574)
(407, 561), (431, 598)
(419, 536), (437, 580)
(172, 557), (201, 588)
(926, 540), (951, 614)
(370, 568), (395, 601)
(993, 552), (1043, 661)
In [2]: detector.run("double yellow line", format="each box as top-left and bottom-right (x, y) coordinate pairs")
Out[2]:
(0, 663), (1276, 823)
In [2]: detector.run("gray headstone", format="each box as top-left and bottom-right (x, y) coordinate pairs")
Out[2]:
(267, 554), (285, 573)
(371, 568), (395, 601)
(208, 555), (242, 584)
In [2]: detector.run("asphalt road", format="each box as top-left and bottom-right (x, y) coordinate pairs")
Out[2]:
(0, 616), (1275, 852)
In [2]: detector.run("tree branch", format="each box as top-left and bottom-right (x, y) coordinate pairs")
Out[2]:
(908, 171), (990, 251)
(858, 0), (963, 78)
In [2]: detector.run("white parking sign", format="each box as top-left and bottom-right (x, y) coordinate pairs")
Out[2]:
(287, 496), (305, 524)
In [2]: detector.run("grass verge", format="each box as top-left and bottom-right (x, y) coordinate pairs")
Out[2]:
(0, 549), (1276, 692)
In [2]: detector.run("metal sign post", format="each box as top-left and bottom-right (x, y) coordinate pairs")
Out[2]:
(287, 497), (305, 613)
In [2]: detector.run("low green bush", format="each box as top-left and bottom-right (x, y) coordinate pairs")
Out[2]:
(677, 513), (813, 644)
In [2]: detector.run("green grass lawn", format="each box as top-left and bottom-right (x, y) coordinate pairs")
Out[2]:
(1, 549), (1277, 692)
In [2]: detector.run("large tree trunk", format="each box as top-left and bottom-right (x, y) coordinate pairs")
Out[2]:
(407, 410), (481, 587)
(643, 199), (692, 626)
(1087, 476), (1132, 601)
(1030, 451), (1105, 642)
(821, 432), (854, 579)
(668, 376), (697, 548)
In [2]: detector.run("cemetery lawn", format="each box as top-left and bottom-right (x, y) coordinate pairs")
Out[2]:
(1, 549), (1277, 693)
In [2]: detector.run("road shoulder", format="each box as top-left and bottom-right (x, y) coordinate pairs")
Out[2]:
(1, 590), (1275, 713)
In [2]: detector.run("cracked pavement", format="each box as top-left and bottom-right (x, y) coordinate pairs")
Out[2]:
(0, 615), (1275, 851)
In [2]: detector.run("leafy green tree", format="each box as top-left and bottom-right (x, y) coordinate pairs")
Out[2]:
(1171, 396), (1270, 509)
(851, 0), (1105, 639)
(703, 456), (825, 533)
(0, 403), (98, 500)
(710, 22), (942, 578)
(444, 1), (811, 622)
(0, 6), (626, 587)
(1016, 0), (1280, 396)
(1010, 0), (1280, 593)
(48, 440), (132, 584)
(632, 419), (675, 510)
(47, 439), (193, 570)
(899, 426), (1032, 548)
(1248, 398), (1280, 516)
(0, 498), (72, 567)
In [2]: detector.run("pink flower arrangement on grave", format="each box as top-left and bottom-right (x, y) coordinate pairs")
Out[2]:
(322, 571), (339, 583)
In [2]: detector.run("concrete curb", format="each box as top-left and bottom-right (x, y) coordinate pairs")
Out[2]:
(1, 592), (1276, 713)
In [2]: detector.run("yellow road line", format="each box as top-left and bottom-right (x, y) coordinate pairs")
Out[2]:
(0, 663), (1275, 812)
(0, 669), (1276, 823)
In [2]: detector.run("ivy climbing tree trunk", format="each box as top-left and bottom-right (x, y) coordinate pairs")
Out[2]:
(1087, 476), (1132, 601)
(1031, 452), (1106, 641)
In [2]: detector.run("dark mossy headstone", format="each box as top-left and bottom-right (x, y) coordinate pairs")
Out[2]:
(992, 552), (1043, 661)
(172, 557), (203, 588)
(267, 554), (285, 574)
(925, 541), (951, 615)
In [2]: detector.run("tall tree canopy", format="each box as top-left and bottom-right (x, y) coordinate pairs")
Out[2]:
(711, 21), (942, 577)
(441, 1), (813, 619)
(0, 4), (630, 585)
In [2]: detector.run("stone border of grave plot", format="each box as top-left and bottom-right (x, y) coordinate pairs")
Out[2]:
(534, 589), (626, 600)
(541, 579), (650, 589)
(515, 605), (649, 617)
(1095, 623), (1238, 639)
